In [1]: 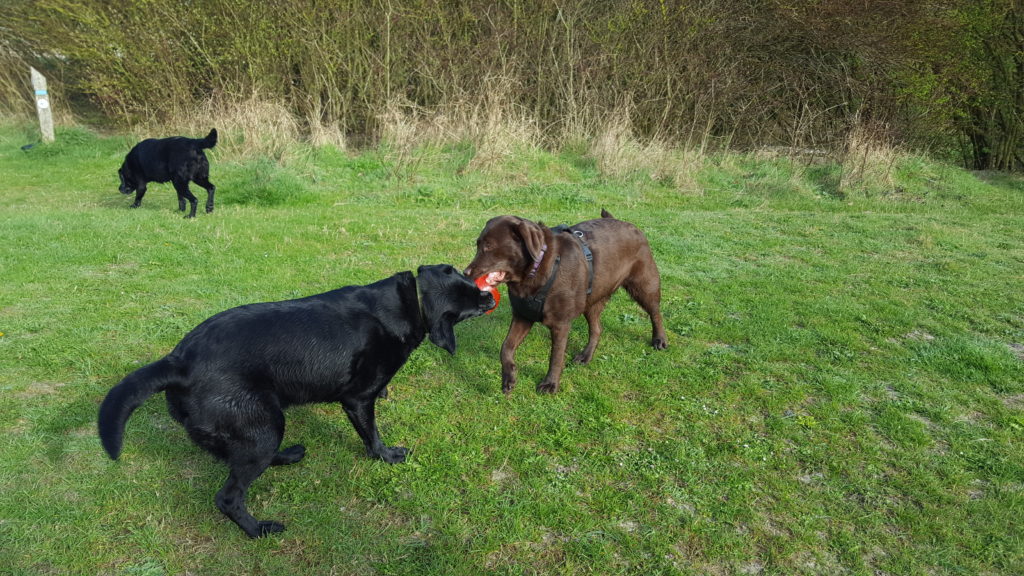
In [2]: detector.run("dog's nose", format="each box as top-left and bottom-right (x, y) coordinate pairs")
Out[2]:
(480, 291), (496, 311)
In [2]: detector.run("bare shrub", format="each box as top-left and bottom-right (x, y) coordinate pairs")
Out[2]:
(0, 48), (31, 118)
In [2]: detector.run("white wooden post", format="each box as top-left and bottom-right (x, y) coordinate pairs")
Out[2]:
(30, 67), (55, 143)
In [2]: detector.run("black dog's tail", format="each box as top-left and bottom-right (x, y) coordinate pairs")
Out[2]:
(198, 128), (218, 149)
(98, 358), (180, 459)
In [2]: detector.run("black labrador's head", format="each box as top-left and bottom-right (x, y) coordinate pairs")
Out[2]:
(417, 264), (496, 355)
(117, 162), (135, 194)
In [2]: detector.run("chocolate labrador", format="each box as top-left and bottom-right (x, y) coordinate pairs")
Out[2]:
(118, 128), (218, 218)
(98, 264), (494, 538)
(464, 210), (667, 394)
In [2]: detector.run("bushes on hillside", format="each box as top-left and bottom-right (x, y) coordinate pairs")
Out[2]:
(0, 0), (1019, 170)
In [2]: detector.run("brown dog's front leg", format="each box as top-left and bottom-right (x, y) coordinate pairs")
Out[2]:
(501, 317), (533, 394)
(537, 323), (571, 394)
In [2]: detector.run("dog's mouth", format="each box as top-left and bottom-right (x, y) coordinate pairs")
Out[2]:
(473, 271), (506, 314)
(481, 271), (507, 286)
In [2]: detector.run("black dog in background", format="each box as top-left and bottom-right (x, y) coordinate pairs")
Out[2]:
(98, 264), (495, 538)
(118, 128), (218, 218)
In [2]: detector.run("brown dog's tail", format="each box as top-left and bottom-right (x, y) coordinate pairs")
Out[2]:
(97, 358), (179, 459)
(198, 128), (218, 149)
(601, 208), (615, 219)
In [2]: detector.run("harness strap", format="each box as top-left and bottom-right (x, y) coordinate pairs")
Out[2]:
(554, 225), (593, 295)
(572, 230), (595, 295)
(509, 225), (594, 322)
(509, 256), (559, 322)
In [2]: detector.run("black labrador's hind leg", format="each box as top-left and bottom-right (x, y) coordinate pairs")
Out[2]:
(341, 398), (408, 464)
(215, 455), (283, 538)
(173, 178), (199, 218)
(194, 173), (216, 213)
(205, 404), (290, 537)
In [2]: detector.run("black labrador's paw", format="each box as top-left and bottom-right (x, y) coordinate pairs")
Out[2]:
(272, 444), (306, 466)
(376, 446), (409, 464)
(251, 521), (286, 538)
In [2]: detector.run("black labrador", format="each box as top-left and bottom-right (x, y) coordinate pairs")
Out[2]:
(118, 128), (218, 218)
(98, 264), (494, 538)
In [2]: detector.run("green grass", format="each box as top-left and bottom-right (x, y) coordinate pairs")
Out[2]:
(1, 121), (1022, 575)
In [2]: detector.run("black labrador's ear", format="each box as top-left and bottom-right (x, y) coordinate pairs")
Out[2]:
(418, 265), (458, 355)
(428, 316), (457, 355)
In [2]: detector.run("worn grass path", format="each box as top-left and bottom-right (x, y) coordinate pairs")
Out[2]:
(1, 123), (1022, 575)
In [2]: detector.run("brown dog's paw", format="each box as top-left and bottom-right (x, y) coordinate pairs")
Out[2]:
(652, 337), (668, 350)
(536, 380), (559, 394)
(572, 351), (593, 365)
(502, 375), (517, 394)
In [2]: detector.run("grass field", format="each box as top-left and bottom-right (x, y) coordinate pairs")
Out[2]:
(1, 121), (1022, 575)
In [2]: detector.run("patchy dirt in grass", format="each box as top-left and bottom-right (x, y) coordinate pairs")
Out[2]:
(1001, 393), (1024, 409)
(12, 380), (65, 399)
(1008, 343), (1024, 361)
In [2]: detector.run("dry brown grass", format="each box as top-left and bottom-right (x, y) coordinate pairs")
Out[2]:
(589, 99), (704, 192)
(377, 76), (541, 172)
(133, 93), (302, 163)
(838, 117), (902, 196)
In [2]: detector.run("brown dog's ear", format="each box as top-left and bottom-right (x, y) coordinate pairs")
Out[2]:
(515, 218), (547, 262)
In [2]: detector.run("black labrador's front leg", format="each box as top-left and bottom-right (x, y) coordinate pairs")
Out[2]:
(131, 183), (147, 208)
(342, 399), (408, 463)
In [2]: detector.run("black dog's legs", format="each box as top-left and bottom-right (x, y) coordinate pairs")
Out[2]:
(173, 178), (199, 218)
(341, 399), (408, 463)
(271, 444), (306, 466)
(194, 175), (216, 213)
(215, 457), (283, 538)
(131, 183), (147, 208)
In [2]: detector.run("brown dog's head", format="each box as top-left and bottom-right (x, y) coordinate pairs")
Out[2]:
(463, 216), (548, 286)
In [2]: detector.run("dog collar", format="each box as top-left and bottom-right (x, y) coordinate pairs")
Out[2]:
(413, 274), (427, 327)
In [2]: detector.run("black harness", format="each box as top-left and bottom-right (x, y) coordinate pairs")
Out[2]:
(509, 226), (594, 323)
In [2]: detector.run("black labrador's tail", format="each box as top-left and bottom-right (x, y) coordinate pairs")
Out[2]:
(198, 128), (218, 149)
(98, 358), (179, 459)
